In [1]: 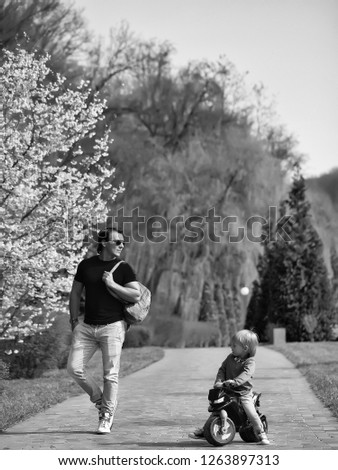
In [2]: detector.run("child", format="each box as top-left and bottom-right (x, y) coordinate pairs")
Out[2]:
(188, 329), (270, 445)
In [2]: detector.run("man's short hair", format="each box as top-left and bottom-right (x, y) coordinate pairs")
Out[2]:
(97, 227), (124, 253)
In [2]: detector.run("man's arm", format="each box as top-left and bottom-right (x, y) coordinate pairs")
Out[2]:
(69, 279), (84, 330)
(106, 280), (141, 303)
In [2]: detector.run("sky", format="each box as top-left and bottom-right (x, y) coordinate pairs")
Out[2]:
(73, 0), (338, 177)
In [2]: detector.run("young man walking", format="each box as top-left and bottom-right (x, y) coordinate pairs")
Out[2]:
(67, 228), (140, 434)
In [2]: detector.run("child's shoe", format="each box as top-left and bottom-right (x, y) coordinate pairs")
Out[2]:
(257, 431), (270, 445)
(188, 428), (205, 439)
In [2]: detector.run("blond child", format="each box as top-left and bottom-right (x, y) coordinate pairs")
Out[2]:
(189, 329), (270, 445)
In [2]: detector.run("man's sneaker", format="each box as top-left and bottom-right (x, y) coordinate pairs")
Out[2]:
(97, 412), (114, 434)
(257, 431), (270, 445)
(188, 428), (205, 439)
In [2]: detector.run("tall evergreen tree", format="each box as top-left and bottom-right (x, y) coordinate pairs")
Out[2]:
(214, 283), (230, 346)
(246, 257), (269, 341)
(246, 169), (334, 341)
(223, 285), (237, 340)
(199, 281), (218, 322)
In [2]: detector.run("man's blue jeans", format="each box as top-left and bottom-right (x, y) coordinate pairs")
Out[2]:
(67, 319), (127, 417)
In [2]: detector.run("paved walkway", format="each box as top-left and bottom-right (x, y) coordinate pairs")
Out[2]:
(1, 347), (338, 450)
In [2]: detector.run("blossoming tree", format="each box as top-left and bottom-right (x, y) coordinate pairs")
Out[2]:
(1, 48), (124, 340)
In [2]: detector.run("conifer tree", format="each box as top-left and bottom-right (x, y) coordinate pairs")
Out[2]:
(199, 282), (218, 322)
(223, 285), (237, 340)
(246, 168), (334, 341)
(214, 283), (230, 346)
(245, 257), (269, 341)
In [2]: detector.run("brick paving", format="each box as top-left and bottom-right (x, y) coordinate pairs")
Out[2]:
(1, 347), (338, 450)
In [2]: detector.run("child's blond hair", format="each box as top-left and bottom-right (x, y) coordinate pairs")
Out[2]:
(231, 329), (259, 357)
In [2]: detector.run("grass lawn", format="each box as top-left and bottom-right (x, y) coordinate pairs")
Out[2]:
(271, 341), (338, 419)
(0, 346), (164, 431)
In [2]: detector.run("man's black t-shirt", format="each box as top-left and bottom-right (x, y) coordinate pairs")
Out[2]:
(74, 256), (137, 325)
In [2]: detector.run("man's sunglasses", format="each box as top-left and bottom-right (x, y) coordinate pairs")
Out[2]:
(111, 240), (125, 246)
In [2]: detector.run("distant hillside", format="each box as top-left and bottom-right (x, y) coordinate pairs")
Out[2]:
(306, 168), (338, 276)
(307, 168), (338, 208)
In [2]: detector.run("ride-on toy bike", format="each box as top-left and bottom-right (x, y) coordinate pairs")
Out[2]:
(203, 384), (268, 446)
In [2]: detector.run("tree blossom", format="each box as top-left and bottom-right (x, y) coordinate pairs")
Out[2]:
(1, 48), (124, 340)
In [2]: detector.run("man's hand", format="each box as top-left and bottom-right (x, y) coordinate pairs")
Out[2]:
(102, 270), (116, 289)
(70, 318), (79, 331)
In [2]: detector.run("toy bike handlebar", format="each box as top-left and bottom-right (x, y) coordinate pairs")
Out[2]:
(214, 382), (235, 389)
(213, 383), (236, 394)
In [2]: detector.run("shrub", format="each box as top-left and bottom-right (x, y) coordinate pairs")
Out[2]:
(0, 359), (9, 379)
(48, 313), (73, 369)
(0, 358), (9, 394)
(1, 332), (58, 379)
(0, 313), (72, 379)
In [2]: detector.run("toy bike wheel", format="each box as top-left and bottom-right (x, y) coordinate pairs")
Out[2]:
(239, 415), (268, 443)
(203, 416), (236, 446)
(239, 424), (257, 442)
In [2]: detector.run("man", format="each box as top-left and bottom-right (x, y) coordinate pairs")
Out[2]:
(67, 228), (140, 434)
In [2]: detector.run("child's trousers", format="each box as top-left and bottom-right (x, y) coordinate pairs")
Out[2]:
(239, 392), (264, 434)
